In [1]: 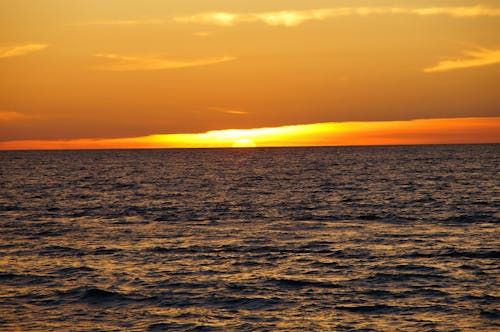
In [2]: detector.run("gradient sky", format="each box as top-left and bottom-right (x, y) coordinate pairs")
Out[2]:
(1, 0), (499, 148)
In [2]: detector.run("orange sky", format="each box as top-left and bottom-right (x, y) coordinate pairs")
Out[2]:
(1, 1), (500, 148)
(1, 118), (498, 150)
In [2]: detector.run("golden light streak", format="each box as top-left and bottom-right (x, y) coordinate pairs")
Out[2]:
(424, 48), (500, 73)
(0, 44), (48, 59)
(0, 111), (30, 122)
(92, 54), (236, 71)
(1, 118), (498, 150)
(209, 107), (249, 115)
(174, 6), (500, 27)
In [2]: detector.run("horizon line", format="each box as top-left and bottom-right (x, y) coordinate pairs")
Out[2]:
(1, 142), (498, 152)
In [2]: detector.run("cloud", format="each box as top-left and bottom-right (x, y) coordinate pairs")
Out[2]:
(0, 111), (31, 122)
(193, 31), (213, 38)
(68, 19), (166, 26)
(424, 48), (500, 73)
(92, 54), (236, 71)
(175, 9), (339, 27)
(174, 6), (500, 27)
(411, 6), (500, 17)
(1, 117), (499, 150)
(209, 107), (249, 115)
(0, 44), (49, 59)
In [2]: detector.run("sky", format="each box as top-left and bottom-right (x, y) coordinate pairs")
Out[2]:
(0, 0), (499, 149)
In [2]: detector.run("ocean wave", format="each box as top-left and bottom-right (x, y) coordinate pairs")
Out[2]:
(1, 145), (498, 331)
(269, 277), (341, 289)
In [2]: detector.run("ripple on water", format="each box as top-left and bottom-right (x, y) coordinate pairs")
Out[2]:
(0, 145), (498, 331)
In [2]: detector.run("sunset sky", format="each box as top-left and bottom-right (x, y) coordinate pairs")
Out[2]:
(1, 0), (499, 149)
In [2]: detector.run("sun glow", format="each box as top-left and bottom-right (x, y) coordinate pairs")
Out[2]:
(232, 138), (257, 148)
(0, 118), (498, 150)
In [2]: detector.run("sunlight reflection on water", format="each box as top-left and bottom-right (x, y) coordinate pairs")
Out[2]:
(0, 145), (498, 331)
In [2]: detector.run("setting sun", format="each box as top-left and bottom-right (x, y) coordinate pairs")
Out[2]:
(1, 117), (498, 150)
(232, 138), (257, 148)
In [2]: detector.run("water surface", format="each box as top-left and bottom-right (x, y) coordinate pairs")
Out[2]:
(0, 145), (498, 331)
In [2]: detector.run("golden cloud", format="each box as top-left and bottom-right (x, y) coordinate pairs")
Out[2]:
(209, 107), (249, 115)
(425, 48), (500, 73)
(0, 44), (49, 59)
(92, 54), (236, 71)
(175, 6), (500, 27)
(1, 118), (498, 150)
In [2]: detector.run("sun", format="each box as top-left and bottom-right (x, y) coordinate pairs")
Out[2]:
(231, 138), (257, 148)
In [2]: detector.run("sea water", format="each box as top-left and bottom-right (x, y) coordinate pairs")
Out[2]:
(0, 145), (498, 331)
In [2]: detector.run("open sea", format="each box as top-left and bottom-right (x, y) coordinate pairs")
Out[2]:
(0, 144), (498, 331)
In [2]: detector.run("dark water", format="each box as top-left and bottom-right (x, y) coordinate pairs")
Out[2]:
(0, 145), (498, 331)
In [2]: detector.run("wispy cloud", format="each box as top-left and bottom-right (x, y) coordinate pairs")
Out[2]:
(0, 44), (48, 59)
(411, 6), (500, 17)
(0, 111), (31, 122)
(92, 54), (236, 71)
(193, 31), (213, 38)
(425, 47), (500, 73)
(175, 6), (500, 27)
(68, 19), (166, 26)
(209, 107), (249, 115)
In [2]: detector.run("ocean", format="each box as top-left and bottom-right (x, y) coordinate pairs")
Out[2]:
(0, 144), (498, 331)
